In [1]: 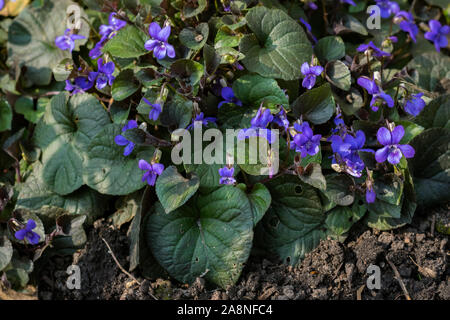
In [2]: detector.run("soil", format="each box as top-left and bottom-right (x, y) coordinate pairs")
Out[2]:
(37, 205), (449, 300)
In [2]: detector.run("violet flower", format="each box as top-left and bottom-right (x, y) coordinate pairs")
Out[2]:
(357, 76), (394, 111)
(301, 62), (323, 90)
(375, 0), (400, 19)
(273, 106), (289, 130)
(375, 125), (415, 165)
(424, 20), (450, 52)
(404, 93), (426, 117)
(15, 219), (40, 245)
(366, 185), (376, 203)
(238, 107), (275, 143)
(395, 11), (419, 42)
(290, 122), (321, 158)
(341, 0), (356, 5)
(219, 167), (236, 185)
(143, 98), (162, 121)
(55, 29), (85, 52)
(89, 58), (115, 90)
(299, 18), (318, 44)
(99, 13), (127, 40)
(138, 160), (164, 186)
(218, 87), (242, 109)
(145, 22), (176, 60)
(357, 41), (391, 58)
(65, 76), (94, 95)
(187, 112), (217, 130)
(114, 120), (138, 156)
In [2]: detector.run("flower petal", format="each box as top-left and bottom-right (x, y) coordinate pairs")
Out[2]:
(377, 127), (392, 146)
(387, 148), (402, 164)
(399, 144), (415, 158)
(27, 232), (40, 245)
(145, 39), (159, 51)
(152, 163), (165, 175)
(114, 135), (129, 146)
(158, 26), (171, 42)
(166, 44), (176, 58)
(26, 219), (36, 230)
(123, 142), (135, 156)
(15, 229), (27, 241)
(149, 22), (161, 38)
(301, 62), (310, 75)
(154, 45), (166, 60)
(375, 146), (389, 163)
(391, 125), (405, 144)
(138, 159), (152, 171)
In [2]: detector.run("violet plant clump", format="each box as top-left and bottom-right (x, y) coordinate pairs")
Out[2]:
(2, 0), (449, 292)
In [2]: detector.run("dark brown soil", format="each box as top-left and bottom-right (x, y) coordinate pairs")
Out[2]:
(37, 206), (449, 300)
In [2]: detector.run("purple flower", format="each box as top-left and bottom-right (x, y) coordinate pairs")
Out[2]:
(306, 1), (318, 10)
(218, 87), (242, 109)
(55, 29), (86, 52)
(187, 112), (217, 130)
(424, 20), (450, 52)
(15, 219), (40, 245)
(251, 107), (273, 128)
(138, 160), (164, 186)
(357, 76), (394, 111)
(341, 0), (356, 5)
(301, 62), (323, 90)
(388, 36), (398, 43)
(375, 125), (415, 165)
(290, 122), (321, 158)
(404, 93), (426, 117)
(89, 58), (115, 90)
(114, 120), (138, 156)
(89, 40), (105, 59)
(273, 106), (289, 130)
(65, 76), (94, 95)
(395, 11), (419, 42)
(366, 185), (376, 203)
(331, 130), (373, 177)
(357, 41), (391, 58)
(219, 167), (236, 185)
(145, 22), (176, 60)
(0, 1), (4, 11)
(142, 98), (162, 121)
(375, 0), (400, 19)
(99, 13), (127, 40)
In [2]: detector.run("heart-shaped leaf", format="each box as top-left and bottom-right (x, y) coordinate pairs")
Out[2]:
(84, 123), (155, 195)
(33, 93), (111, 195)
(145, 186), (253, 288)
(292, 83), (336, 125)
(232, 74), (288, 107)
(155, 166), (199, 214)
(240, 7), (313, 80)
(314, 36), (345, 62)
(255, 175), (325, 265)
(179, 23), (209, 50)
(103, 25), (149, 58)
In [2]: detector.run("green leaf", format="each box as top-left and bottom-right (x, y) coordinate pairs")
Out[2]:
(7, 0), (89, 86)
(15, 96), (45, 124)
(335, 14), (368, 36)
(409, 128), (450, 207)
(255, 175), (325, 265)
(34, 93), (111, 195)
(325, 60), (351, 91)
(179, 23), (209, 50)
(366, 170), (416, 230)
(325, 203), (366, 241)
(415, 94), (450, 129)
(159, 95), (193, 129)
(179, 0), (207, 18)
(232, 74), (289, 107)
(407, 52), (450, 92)
(155, 166), (199, 214)
(16, 163), (107, 225)
(314, 36), (345, 62)
(240, 7), (313, 80)
(297, 163), (327, 190)
(85, 123), (154, 195)
(292, 83), (335, 125)
(51, 215), (87, 252)
(237, 183), (272, 226)
(112, 69), (141, 101)
(170, 59), (204, 87)
(323, 174), (355, 206)
(0, 235), (13, 271)
(0, 98), (12, 132)
(103, 25), (149, 58)
(396, 120), (424, 144)
(145, 186), (253, 288)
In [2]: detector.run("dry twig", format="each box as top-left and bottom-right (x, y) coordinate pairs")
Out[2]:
(386, 257), (412, 300)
